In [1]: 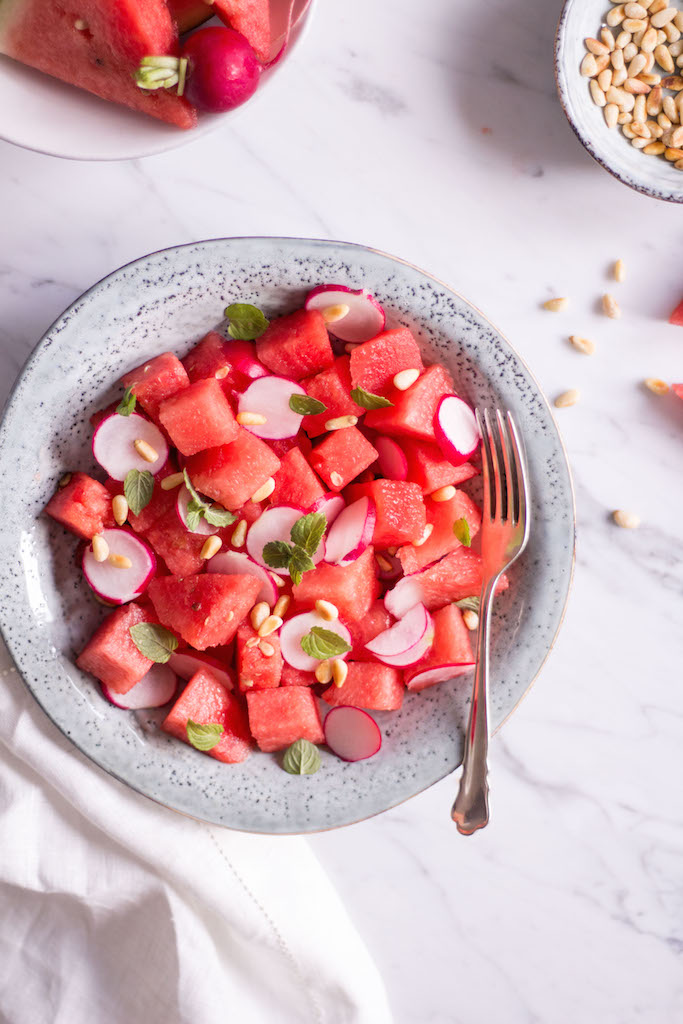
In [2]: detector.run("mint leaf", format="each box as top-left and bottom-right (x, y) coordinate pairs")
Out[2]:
(453, 518), (472, 547)
(282, 739), (321, 775)
(263, 540), (294, 569)
(455, 596), (480, 613)
(300, 626), (351, 660)
(203, 505), (237, 528)
(116, 386), (136, 417)
(182, 470), (235, 531)
(185, 499), (205, 533)
(124, 469), (154, 517)
(182, 469), (204, 507)
(129, 623), (178, 663)
(288, 546), (315, 586)
(225, 302), (269, 341)
(289, 394), (327, 416)
(186, 719), (224, 752)
(290, 512), (326, 556)
(350, 386), (394, 410)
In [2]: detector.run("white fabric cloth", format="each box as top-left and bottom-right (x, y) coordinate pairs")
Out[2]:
(0, 642), (392, 1024)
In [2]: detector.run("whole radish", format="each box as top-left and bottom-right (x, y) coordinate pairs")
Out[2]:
(181, 27), (261, 112)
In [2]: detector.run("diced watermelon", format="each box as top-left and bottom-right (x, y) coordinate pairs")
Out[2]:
(405, 605), (474, 692)
(236, 622), (283, 691)
(309, 427), (379, 492)
(162, 668), (252, 763)
(349, 327), (424, 397)
(0, 0), (197, 129)
(148, 573), (261, 649)
(292, 546), (380, 623)
(142, 507), (206, 576)
(76, 601), (158, 694)
(281, 664), (316, 687)
(181, 332), (267, 395)
(345, 480), (426, 547)
(268, 434), (313, 459)
(669, 299), (683, 326)
(348, 601), (393, 661)
(121, 353), (190, 423)
(397, 489), (482, 574)
(158, 377), (239, 456)
(403, 439), (478, 494)
(321, 662), (404, 711)
(365, 365), (455, 443)
(246, 687), (324, 752)
(108, 461), (179, 535)
(395, 548), (509, 613)
(168, 0), (271, 61)
(301, 356), (364, 437)
(45, 472), (114, 540)
(256, 310), (334, 380)
(234, 499), (264, 526)
(185, 428), (281, 510)
(269, 447), (325, 508)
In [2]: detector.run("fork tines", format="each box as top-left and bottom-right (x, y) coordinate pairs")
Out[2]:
(475, 408), (528, 531)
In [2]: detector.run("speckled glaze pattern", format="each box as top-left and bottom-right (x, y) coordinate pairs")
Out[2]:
(555, 0), (683, 204)
(0, 238), (575, 834)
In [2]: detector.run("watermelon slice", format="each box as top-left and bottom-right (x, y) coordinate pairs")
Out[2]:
(236, 621), (283, 691)
(403, 439), (478, 495)
(269, 447), (325, 508)
(148, 572), (261, 649)
(301, 357), (364, 438)
(345, 480), (427, 547)
(347, 600), (393, 661)
(386, 547), (509, 616)
(673, 384), (683, 400)
(45, 472), (114, 540)
(365, 365), (455, 443)
(246, 686), (324, 752)
(397, 489), (482, 574)
(349, 327), (424, 398)
(142, 506), (207, 576)
(321, 662), (404, 711)
(281, 664), (316, 687)
(77, 601), (159, 694)
(669, 298), (683, 327)
(162, 667), (252, 763)
(309, 427), (379, 492)
(158, 377), (239, 456)
(404, 604), (475, 692)
(185, 427), (281, 510)
(0, 0), (197, 128)
(292, 546), (380, 623)
(167, 0), (271, 61)
(122, 353), (190, 423)
(256, 310), (334, 380)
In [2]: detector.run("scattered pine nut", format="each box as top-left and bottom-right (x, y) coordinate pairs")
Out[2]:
(246, 636), (260, 649)
(614, 258), (626, 281)
(413, 523), (434, 546)
(325, 415), (358, 430)
(259, 641), (276, 658)
(108, 553), (132, 569)
(462, 609), (479, 631)
(74, 18), (88, 30)
(613, 509), (641, 528)
(321, 303), (350, 324)
(215, 366), (230, 380)
(241, 678), (254, 688)
(331, 659), (348, 688)
(431, 485), (456, 502)
(543, 297), (569, 312)
(231, 519), (247, 548)
(258, 615), (283, 638)
(330, 471), (344, 488)
(112, 494), (128, 526)
(161, 472), (184, 490)
(554, 389), (580, 408)
(569, 335), (596, 355)
(58, 472), (72, 488)
(236, 411), (268, 426)
(315, 660), (333, 684)
(375, 553), (393, 572)
(605, 102), (620, 127)
(655, 42), (675, 70)
(644, 377), (669, 394)
(92, 534), (109, 562)
(586, 35), (612, 54)
(251, 477), (275, 502)
(315, 599), (339, 621)
(271, 573), (286, 588)
(602, 27), (617, 48)
(602, 293), (622, 318)
(581, 52), (599, 76)
(273, 595), (291, 619)
(133, 439), (159, 463)
(250, 601), (270, 631)
(393, 368), (420, 390)
(644, 139), (667, 152)
(200, 535), (222, 560)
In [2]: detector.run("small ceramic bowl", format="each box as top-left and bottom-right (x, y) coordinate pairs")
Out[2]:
(555, 0), (683, 203)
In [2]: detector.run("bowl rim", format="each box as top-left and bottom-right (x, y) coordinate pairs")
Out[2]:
(0, 236), (577, 833)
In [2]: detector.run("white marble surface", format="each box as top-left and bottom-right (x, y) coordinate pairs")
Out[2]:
(2, 0), (683, 1020)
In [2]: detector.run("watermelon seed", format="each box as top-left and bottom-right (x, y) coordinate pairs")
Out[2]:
(375, 553), (393, 572)
(463, 609), (480, 631)
(331, 659), (348, 689)
(393, 368), (420, 391)
(161, 473), (184, 491)
(273, 595), (291, 619)
(258, 615), (283, 638)
(259, 641), (276, 658)
(112, 495), (129, 526)
(237, 411), (268, 426)
(321, 303), (350, 324)
(108, 553), (132, 569)
(91, 534), (109, 563)
(325, 415), (358, 431)
(315, 660), (333, 684)
(250, 602), (271, 630)
(59, 473), (72, 488)
(644, 377), (669, 394)
(315, 599), (339, 622)
(251, 477), (275, 502)
(613, 509), (641, 528)
(200, 535), (222, 560)
(431, 485), (456, 502)
(133, 439), (159, 463)
(413, 523), (434, 547)
(231, 520), (248, 547)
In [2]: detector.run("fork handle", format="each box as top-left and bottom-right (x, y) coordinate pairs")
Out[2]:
(451, 580), (497, 835)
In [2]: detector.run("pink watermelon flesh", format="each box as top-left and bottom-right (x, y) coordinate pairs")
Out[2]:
(402, 548), (509, 612)
(269, 446), (325, 508)
(185, 428), (281, 510)
(347, 601), (393, 661)
(246, 686), (324, 752)
(309, 427), (379, 492)
(321, 662), (404, 711)
(349, 327), (424, 398)
(669, 299), (683, 327)
(345, 480), (427, 547)
(365, 365), (455, 443)
(256, 310), (334, 380)
(148, 573), (261, 649)
(107, 460), (179, 535)
(142, 506), (207, 576)
(403, 439), (478, 494)
(398, 489), (482, 574)
(162, 668), (252, 763)
(405, 604), (474, 691)
(45, 472), (114, 540)
(292, 546), (380, 623)
(673, 384), (683, 400)
(77, 601), (158, 694)
(301, 356), (364, 438)
(236, 622), (283, 691)
(158, 377), (239, 456)
(212, 0), (271, 61)
(181, 332), (266, 396)
(281, 664), (316, 687)
(121, 353), (190, 423)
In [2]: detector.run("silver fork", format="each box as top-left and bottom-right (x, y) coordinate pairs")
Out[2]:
(451, 409), (531, 835)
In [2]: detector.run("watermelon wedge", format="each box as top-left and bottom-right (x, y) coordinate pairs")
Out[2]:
(167, 0), (271, 61)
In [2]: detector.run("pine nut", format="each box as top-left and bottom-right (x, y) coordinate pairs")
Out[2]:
(200, 535), (222, 560)
(108, 553), (132, 569)
(612, 47), (626, 68)
(543, 297), (569, 311)
(236, 412), (267, 426)
(601, 27), (617, 48)
(649, 0), (668, 12)
(74, 18), (88, 30)
(618, 111), (634, 123)
(344, 344), (359, 354)
(230, 519), (247, 548)
(92, 534), (109, 562)
(603, 294), (622, 318)
(393, 368), (420, 390)
(112, 494), (128, 525)
(554, 389), (580, 408)
(462, 609), (480, 631)
(315, 599), (339, 621)
(246, 636), (260, 648)
(675, 158), (683, 167)
(642, 27), (660, 51)
(598, 68), (613, 91)
(676, 11), (683, 29)
(607, 6), (627, 28)
(663, 95), (678, 119)
(651, 6), (677, 27)
(569, 335), (596, 355)
(644, 377), (669, 394)
(613, 509), (640, 528)
(654, 43), (675, 71)
(271, 572), (286, 588)
(658, 112), (673, 127)
(624, 77), (651, 93)
(325, 415), (358, 430)
(595, 54), (611, 72)
(331, 659), (348, 689)
(665, 22), (681, 41)
(647, 85), (663, 114)
(215, 366), (230, 380)
(665, 146), (683, 158)
(616, 30), (632, 48)
(607, 85), (628, 103)
(133, 439), (159, 463)
(605, 102), (620, 127)
(259, 641), (276, 658)
(591, 77), (607, 101)
(624, 1), (647, 16)
(634, 94), (648, 122)
(631, 136), (649, 147)
(662, 75), (683, 89)
(375, 553), (393, 572)
(257, 615), (283, 638)
(413, 523), (434, 546)
(586, 36), (611, 55)
(250, 477), (275, 502)
(671, 124), (683, 145)
(581, 53), (599, 76)
(58, 472), (72, 488)
(273, 595), (291, 619)
(643, 139), (667, 152)
(330, 471), (344, 488)
(315, 660), (333, 684)
(628, 52), (647, 76)
(321, 303), (350, 324)
(387, 546), (398, 556)
(623, 18), (647, 32)
(614, 258), (626, 281)
(613, 66), (629, 85)
(241, 678), (254, 688)
(161, 472), (184, 490)
(250, 602), (270, 630)
(622, 122), (637, 137)
(431, 485), (456, 502)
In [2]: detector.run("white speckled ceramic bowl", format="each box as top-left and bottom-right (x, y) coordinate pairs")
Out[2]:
(0, 238), (575, 833)
(556, 0), (683, 203)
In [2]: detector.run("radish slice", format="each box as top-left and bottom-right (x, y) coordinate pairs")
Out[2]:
(92, 412), (169, 481)
(324, 497), (376, 566)
(365, 603), (434, 667)
(434, 395), (481, 467)
(305, 285), (386, 343)
(102, 664), (177, 710)
(83, 528), (156, 604)
(168, 650), (234, 691)
(383, 575), (424, 618)
(206, 549), (278, 604)
(225, 338), (269, 380)
(324, 706), (382, 762)
(280, 611), (351, 671)
(374, 437), (408, 481)
(238, 377), (306, 440)
(246, 505), (326, 575)
(406, 662), (475, 693)
(176, 485), (218, 536)
(309, 492), (345, 525)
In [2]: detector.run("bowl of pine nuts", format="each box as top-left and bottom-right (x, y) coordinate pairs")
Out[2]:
(556, 0), (683, 201)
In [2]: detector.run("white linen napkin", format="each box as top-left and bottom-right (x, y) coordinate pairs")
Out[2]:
(0, 641), (392, 1024)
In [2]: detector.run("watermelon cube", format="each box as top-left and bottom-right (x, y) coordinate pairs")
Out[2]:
(403, 439), (478, 495)
(143, 506), (206, 576)
(121, 353), (190, 422)
(236, 622), (283, 691)
(158, 378), (239, 456)
(348, 601), (393, 661)
(76, 602), (158, 694)
(256, 310), (334, 380)
(365, 365), (454, 442)
(397, 489), (482, 574)
(268, 434), (313, 459)
(321, 662), (404, 711)
(269, 447), (325, 509)
(181, 332), (267, 395)
(309, 426), (378, 491)
(292, 546), (380, 623)
(148, 573), (261, 649)
(405, 605), (474, 692)
(162, 668), (252, 763)
(301, 357), (364, 437)
(398, 547), (509, 612)
(246, 687), (324, 752)
(185, 428), (281, 510)
(345, 480), (427, 547)
(349, 327), (424, 398)
(281, 664), (316, 686)
(117, 462), (179, 534)
(669, 298), (683, 327)
(45, 472), (114, 540)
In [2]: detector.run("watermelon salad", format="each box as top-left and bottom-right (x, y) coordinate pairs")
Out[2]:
(45, 284), (509, 772)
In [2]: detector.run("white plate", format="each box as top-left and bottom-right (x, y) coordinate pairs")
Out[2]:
(0, 0), (314, 162)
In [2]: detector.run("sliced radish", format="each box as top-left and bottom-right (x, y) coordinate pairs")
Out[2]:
(246, 505), (325, 575)
(406, 662), (475, 693)
(225, 338), (270, 380)
(168, 650), (234, 691)
(384, 575), (424, 618)
(365, 603), (434, 667)
(324, 706), (382, 762)
(176, 485), (218, 536)
(305, 285), (386, 343)
(206, 549), (278, 604)
(309, 492), (345, 525)
(374, 436), (408, 481)
(92, 412), (169, 481)
(280, 611), (351, 672)
(434, 395), (481, 467)
(102, 663), (177, 710)
(238, 376), (306, 440)
(83, 528), (156, 604)
(324, 497), (376, 566)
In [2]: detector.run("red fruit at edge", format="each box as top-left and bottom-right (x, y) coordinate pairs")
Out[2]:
(181, 27), (260, 113)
